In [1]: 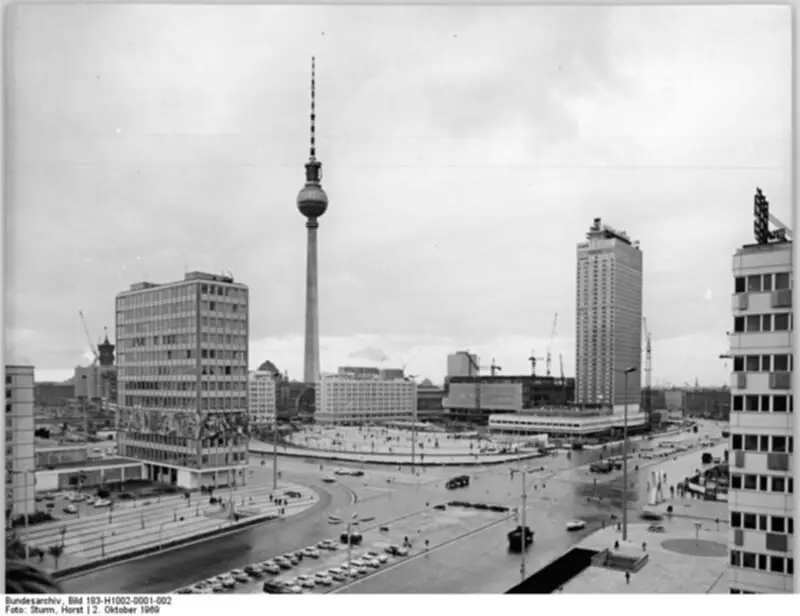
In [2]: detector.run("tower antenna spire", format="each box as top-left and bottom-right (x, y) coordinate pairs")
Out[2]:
(310, 56), (316, 161)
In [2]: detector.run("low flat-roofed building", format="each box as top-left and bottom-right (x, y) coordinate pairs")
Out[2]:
(489, 407), (647, 437)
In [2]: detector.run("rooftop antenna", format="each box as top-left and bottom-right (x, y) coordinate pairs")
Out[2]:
(310, 56), (316, 161)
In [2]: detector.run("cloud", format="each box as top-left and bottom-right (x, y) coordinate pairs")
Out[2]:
(348, 347), (390, 363)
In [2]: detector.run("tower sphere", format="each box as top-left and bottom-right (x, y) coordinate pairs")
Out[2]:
(297, 182), (328, 219)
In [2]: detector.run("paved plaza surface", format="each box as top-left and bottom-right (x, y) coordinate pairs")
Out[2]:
(60, 420), (727, 594)
(562, 514), (729, 594)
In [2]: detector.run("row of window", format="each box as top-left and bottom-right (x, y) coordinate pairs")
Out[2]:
(120, 396), (248, 410)
(729, 551), (793, 575)
(732, 354), (793, 373)
(119, 316), (247, 334)
(120, 364), (246, 377)
(732, 312), (793, 333)
(730, 473), (793, 493)
(118, 284), (247, 308)
(125, 379), (246, 392)
(731, 433), (794, 453)
(730, 511), (794, 533)
(118, 349), (247, 363)
(127, 335), (248, 349)
(731, 394), (793, 412)
(734, 272), (791, 294)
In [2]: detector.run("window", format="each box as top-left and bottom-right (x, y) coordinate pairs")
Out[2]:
(733, 356), (744, 372)
(731, 474), (742, 489)
(744, 435), (758, 451)
(761, 314), (772, 331)
(774, 313), (790, 331)
(759, 435), (769, 451)
(775, 272), (790, 290)
(732, 396), (743, 411)
(761, 396), (771, 412)
(772, 436), (787, 453)
(746, 315), (761, 332)
(744, 474), (757, 490)
(763, 274), (773, 291)
(731, 511), (741, 527)
(742, 552), (756, 569)
(730, 550), (741, 567)
(771, 477), (785, 492)
(769, 556), (784, 573)
(771, 517), (785, 533)
(758, 553), (768, 570)
(761, 355), (772, 371)
(773, 395), (788, 412)
(734, 317), (745, 333)
(746, 356), (760, 371)
(759, 475), (768, 491)
(745, 395), (759, 411)
(732, 434), (743, 450)
(774, 354), (789, 371)
(759, 515), (768, 531)
(747, 275), (762, 292)
(743, 513), (757, 529)
(4, 376), (9, 385)
(788, 558), (794, 575)
(735, 277), (746, 293)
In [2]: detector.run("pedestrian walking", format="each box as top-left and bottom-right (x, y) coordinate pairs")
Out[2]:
(625, 571), (630, 585)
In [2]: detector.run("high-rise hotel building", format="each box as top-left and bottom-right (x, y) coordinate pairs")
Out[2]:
(115, 272), (250, 489)
(728, 216), (794, 593)
(315, 374), (417, 425)
(575, 218), (643, 410)
(248, 371), (277, 427)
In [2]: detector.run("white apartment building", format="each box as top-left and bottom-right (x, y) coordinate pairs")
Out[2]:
(728, 238), (794, 594)
(115, 272), (250, 489)
(5, 365), (36, 519)
(248, 371), (277, 426)
(447, 351), (479, 378)
(315, 375), (417, 424)
(575, 218), (643, 409)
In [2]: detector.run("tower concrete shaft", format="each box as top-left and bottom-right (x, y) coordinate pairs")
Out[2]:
(303, 218), (320, 383)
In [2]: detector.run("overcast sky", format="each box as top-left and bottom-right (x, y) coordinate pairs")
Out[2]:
(3, 4), (792, 387)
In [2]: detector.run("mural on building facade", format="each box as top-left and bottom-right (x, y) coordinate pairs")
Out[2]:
(116, 407), (250, 440)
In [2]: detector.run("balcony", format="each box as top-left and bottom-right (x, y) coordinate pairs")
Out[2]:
(771, 289), (792, 309)
(731, 372), (747, 389)
(769, 371), (791, 390)
(732, 293), (749, 311)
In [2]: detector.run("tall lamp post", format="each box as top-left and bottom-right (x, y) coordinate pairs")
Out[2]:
(272, 413), (278, 491)
(509, 467), (530, 583)
(621, 366), (638, 542)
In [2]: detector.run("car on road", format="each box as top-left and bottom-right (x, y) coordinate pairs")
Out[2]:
(260, 561), (280, 575)
(230, 569), (250, 583)
(296, 575), (316, 589)
(290, 550), (305, 561)
(322, 477), (336, 483)
(243, 565), (263, 578)
(565, 520), (586, 532)
(363, 558), (381, 569)
(328, 568), (347, 581)
(364, 550), (389, 564)
(93, 499), (112, 508)
(219, 576), (237, 589)
(386, 544), (409, 556)
(317, 539), (337, 551)
(328, 515), (343, 524)
(284, 490), (303, 498)
(284, 553), (300, 565)
(315, 573), (333, 586)
(274, 557), (293, 570)
(334, 469), (364, 477)
(262, 580), (286, 594)
(280, 580), (303, 594)
(446, 475), (470, 490)
(209, 582), (225, 593)
(302, 547), (320, 559)
(63, 504), (78, 514)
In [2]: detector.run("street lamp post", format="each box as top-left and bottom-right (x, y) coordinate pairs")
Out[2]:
(622, 366), (638, 542)
(346, 512), (359, 592)
(272, 415), (278, 491)
(510, 468), (530, 583)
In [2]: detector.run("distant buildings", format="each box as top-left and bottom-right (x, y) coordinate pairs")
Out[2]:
(115, 271), (250, 489)
(447, 351), (480, 378)
(248, 371), (277, 426)
(73, 333), (118, 403)
(575, 218), (643, 409)
(34, 382), (74, 407)
(314, 374), (416, 424)
(416, 382), (446, 421)
(5, 365), (36, 519)
(443, 375), (575, 425)
(727, 214), (794, 594)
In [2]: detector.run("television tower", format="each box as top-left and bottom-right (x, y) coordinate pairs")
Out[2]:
(297, 57), (328, 384)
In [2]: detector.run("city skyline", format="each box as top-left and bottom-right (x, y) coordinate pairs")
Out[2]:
(3, 4), (792, 388)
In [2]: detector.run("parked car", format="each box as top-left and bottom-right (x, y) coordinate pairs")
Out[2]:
(63, 504), (78, 514)
(261, 561), (280, 575)
(386, 544), (409, 556)
(262, 580), (286, 594)
(302, 547), (320, 559)
(93, 499), (112, 508)
(322, 477), (336, 483)
(274, 557), (292, 570)
(230, 570), (250, 584)
(317, 539), (337, 551)
(243, 565), (263, 578)
(296, 575), (316, 589)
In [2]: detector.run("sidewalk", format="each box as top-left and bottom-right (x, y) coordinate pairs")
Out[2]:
(250, 440), (546, 466)
(22, 481), (318, 572)
(561, 516), (729, 594)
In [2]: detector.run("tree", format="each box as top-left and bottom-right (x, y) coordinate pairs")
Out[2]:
(48, 544), (65, 569)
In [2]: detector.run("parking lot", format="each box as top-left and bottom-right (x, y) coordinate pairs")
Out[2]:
(175, 505), (510, 594)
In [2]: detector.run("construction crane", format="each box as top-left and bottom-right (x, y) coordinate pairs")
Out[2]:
(528, 350), (545, 377)
(79, 310), (99, 365)
(546, 313), (558, 377)
(642, 317), (652, 425)
(489, 359), (502, 377)
(754, 188), (793, 244)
